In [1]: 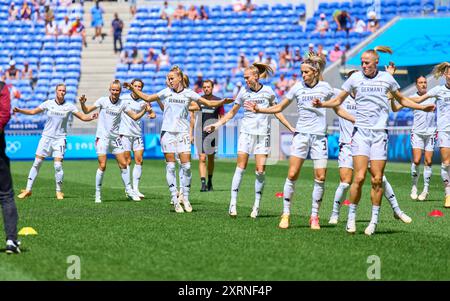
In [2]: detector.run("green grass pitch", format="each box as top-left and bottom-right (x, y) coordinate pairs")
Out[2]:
(2, 159), (449, 280)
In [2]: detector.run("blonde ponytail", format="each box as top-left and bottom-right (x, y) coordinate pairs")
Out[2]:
(432, 62), (450, 79)
(302, 54), (325, 81)
(363, 46), (393, 61)
(246, 62), (274, 79)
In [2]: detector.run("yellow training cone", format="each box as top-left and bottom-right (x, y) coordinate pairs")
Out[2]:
(18, 227), (38, 236)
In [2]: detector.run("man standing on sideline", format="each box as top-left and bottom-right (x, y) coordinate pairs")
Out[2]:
(112, 13), (123, 54)
(0, 81), (20, 254)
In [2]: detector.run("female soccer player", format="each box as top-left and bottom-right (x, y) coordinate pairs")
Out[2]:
(79, 80), (152, 203)
(245, 56), (352, 229)
(313, 47), (435, 235)
(119, 78), (156, 199)
(15, 84), (97, 200)
(205, 63), (294, 219)
(123, 66), (233, 213)
(407, 62), (450, 208)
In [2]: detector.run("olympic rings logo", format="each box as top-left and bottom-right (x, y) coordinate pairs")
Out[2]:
(6, 141), (22, 154)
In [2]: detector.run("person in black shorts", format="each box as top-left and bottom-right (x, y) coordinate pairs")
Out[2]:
(190, 80), (224, 191)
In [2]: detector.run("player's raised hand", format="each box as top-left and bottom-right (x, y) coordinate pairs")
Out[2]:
(385, 61), (396, 76)
(244, 101), (257, 112)
(123, 82), (132, 90)
(13, 107), (20, 113)
(79, 95), (87, 104)
(223, 98), (234, 104)
(312, 98), (322, 107)
(204, 123), (217, 133)
(91, 112), (99, 120)
(422, 104), (436, 112)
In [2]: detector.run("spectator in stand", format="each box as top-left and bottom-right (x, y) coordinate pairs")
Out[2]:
(199, 5), (208, 20)
(131, 47), (143, 64)
(288, 73), (298, 89)
(45, 20), (58, 37)
(315, 13), (329, 35)
(70, 16), (87, 47)
(146, 48), (160, 71)
(6, 61), (20, 81)
(254, 51), (266, 64)
(187, 5), (200, 21)
(334, 10), (351, 33)
(159, 47), (170, 67)
(213, 79), (222, 95)
(329, 44), (343, 63)
(232, 0), (245, 12)
(317, 44), (327, 62)
(279, 45), (293, 71)
(224, 76), (234, 96)
(120, 50), (132, 65)
(129, 0), (137, 17)
(173, 4), (187, 20)
(322, 50), (329, 62)
(9, 3), (19, 21)
(44, 4), (54, 25)
(91, 1), (105, 43)
(59, 16), (72, 35)
(20, 1), (32, 21)
(234, 53), (250, 74)
(194, 72), (204, 93)
(21, 61), (36, 89)
(111, 13), (124, 54)
(304, 43), (315, 59)
(233, 81), (243, 98)
(293, 48), (303, 66)
(265, 55), (277, 73)
(353, 16), (366, 33)
(275, 73), (289, 97)
(0, 68), (5, 81)
(244, 0), (255, 13)
(160, 1), (175, 27)
(367, 11), (380, 33)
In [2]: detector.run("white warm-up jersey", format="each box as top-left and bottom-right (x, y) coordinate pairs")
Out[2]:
(334, 89), (356, 144)
(341, 71), (400, 130)
(119, 93), (146, 138)
(410, 92), (436, 135)
(38, 99), (79, 139)
(95, 96), (130, 139)
(426, 85), (450, 132)
(234, 85), (277, 135)
(285, 81), (334, 135)
(157, 88), (201, 133)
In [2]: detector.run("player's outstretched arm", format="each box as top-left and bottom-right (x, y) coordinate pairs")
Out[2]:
(79, 95), (97, 113)
(392, 90), (435, 112)
(126, 104), (152, 121)
(245, 98), (290, 114)
(73, 111), (98, 122)
(204, 103), (239, 133)
(123, 82), (159, 102)
(274, 112), (295, 133)
(197, 97), (234, 108)
(188, 102), (201, 112)
(13, 107), (44, 115)
(313, 90), (349, 108)
(333, 106), (355, 123)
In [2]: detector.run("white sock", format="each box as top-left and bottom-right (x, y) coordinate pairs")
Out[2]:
(382, 175), (402, 216)
(230, 167), (245, 207)
(96, 169), (104, 194)
(311, 179), (324, 217)
(441, 163), (450, 196)
(348, 203), (357, 221)
(254, 172), (265, 209)
(26, 157), (43, 191)
(166, 162), (178, 203)
(423, 165), (432, 192)
(132, 164), (142, 191)
(120, 168), (133, 192)
(370, 205), (380, 224)
(181, 162), (192, 203)
(332, 182), (350, 216)
(54, 161), (63, 192)
(178, 164), (184, 195)
(283, 178), (296, 215)
(411, 163), (419, 188)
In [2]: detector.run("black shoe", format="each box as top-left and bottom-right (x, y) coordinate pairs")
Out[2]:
(5, 240), (21, 254)
(207, 182), (213, 191)
(200, 183), (207, 192)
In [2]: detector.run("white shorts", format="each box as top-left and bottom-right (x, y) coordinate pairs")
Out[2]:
(160, 131), (191, 154)
(36, 136), (66, 158)
(411, 132), (436, 152)
(237, 133), (270, 155)
(95, 136), (125, 155)
(338, 143), (353, 169)
(290, 132), (328, 160)
(438, 131), (450, 148)
(351, 127), (388, 160)
(121, 135), (144, 152)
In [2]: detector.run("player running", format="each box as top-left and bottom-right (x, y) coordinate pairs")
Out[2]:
(14, 84), (97, 200)
(79, 80), (152, 203)
(123, 65), (233, 213)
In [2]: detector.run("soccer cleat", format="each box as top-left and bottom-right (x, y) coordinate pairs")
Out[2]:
(17, 190), (32, 199)
(346, 219), (356, 234)
(174, 202), (184, 213)
(229, 204), (237, 217)
(126, 190), (141, 202)
(183, 201), (193, 213)
(394, 211), (412, 224)
(309, 216), (320, 230)
(200, 183), (207, 192)
(134, 190), (145, 199)
(56, 191), (64, 200)
(445, 195), (450, 208)
(364, 223), (377, 236)
(279, 214), (290, 229)
(417, 191), (428, 201)
(178, 191), (185, 205)
(410, 187), (418, 200)
(250, 207), (259, 219)
(5, 240), (21, 254)
(95, 197), (102, 203)
(328, 214), (339, 225)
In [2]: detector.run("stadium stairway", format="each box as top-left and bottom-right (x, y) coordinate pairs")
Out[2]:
(73, 1), (132, 130)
